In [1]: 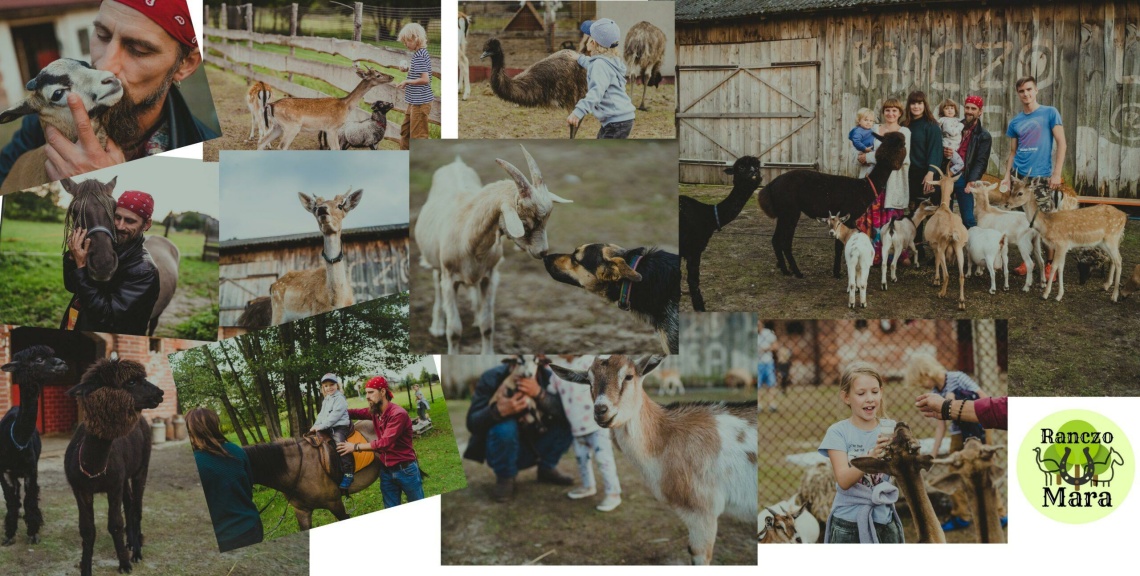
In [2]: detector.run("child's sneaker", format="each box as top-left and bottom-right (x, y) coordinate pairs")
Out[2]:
(567, 486), (597, 500)
(339, 474), (354, 490)
(596, 494), (622, 512)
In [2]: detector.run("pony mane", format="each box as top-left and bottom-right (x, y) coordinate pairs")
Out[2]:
(64, 180), (117, 252)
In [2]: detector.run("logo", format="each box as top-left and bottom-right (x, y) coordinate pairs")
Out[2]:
(146, 0), (155, 6)
(1019, 409), (1132, 524)
(174, 16), (186, 26)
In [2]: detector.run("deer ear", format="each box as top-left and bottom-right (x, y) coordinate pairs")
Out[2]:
(499, 202), (525, 238)
(0, 99), (36, 124)
(298, 192), (316, 212)
(341, 189), (363, 212)
(917, 453), (934, 472)
(549, 363), (589, 384)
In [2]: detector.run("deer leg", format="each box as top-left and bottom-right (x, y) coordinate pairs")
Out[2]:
(248, 110), (258, 140)
(76, 491), (96, 576)
(686, 254), (706, 311)
(106, 487), (132, 574)
(256, 124), (281, 150)
(1043, 247), (1061, 300)
(680, 512), (718, 565)
(1, 473), (18, 545)
(279, 125), (302, 150)
(429, 269), (446, 337)
(956, 245), (966, 310)
(439, 270), (463, 354)
(1105, 243), (1123, 302)
(477, 268), (499, 355)
(1052, 249), (1068, 302)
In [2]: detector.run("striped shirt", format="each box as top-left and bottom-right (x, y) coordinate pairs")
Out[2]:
(934, 371), (981, 434)
(405, 48), (434, 105)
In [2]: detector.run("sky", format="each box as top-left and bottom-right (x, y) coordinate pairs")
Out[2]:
(219, 151), (410, 241)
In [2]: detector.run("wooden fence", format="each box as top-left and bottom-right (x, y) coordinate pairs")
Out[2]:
(205, 3), (440, 143)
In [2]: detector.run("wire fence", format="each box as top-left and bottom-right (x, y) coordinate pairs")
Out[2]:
(462, 1), (594, 35)
(211, 2), (441, 57)
(758, 319), (1009, 505)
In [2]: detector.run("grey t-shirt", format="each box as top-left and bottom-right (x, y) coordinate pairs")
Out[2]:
(818, 418), (897, 524)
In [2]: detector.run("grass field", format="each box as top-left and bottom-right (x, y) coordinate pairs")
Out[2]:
(0, 219), (218, 337)
(227, 390), (464, 539)
(680, 182), (1140, 395)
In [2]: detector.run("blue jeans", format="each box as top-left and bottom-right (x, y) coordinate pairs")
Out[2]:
(757, 362), (776, 387)
(485, 418), (573, 479)
(951, 176), (976, 228)
(380, 461), (424, 508)
(597, 119), (633, 139)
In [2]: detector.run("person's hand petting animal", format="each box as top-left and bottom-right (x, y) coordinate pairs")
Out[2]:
(495, 393), (529, 417)
(67, 227), (91, 268)
(915, 392), (944, 420)
(43, 93), (125, 181)
(867, 433), (891, 458)
(515, 376), (541, 398)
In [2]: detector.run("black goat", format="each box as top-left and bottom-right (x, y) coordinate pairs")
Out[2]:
(64, 358), (164, 576)
(679, 156), (763, 310)
(1, 346), (67, 546)
(757, 131), (908, 278)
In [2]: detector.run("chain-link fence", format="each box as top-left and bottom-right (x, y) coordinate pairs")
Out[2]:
(210, 2), (441, 57)
(758, 319), (1009, 508)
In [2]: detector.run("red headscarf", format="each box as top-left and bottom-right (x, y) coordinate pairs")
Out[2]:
(106, 0), (198, 48)
(366, 376), (393, 400)
(117, 191), (154, 221)
(965, 95), (984, 109)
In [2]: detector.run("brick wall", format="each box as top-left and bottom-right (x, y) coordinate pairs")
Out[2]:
(41, 385), (78, 433)
(0, 325), (11, 415)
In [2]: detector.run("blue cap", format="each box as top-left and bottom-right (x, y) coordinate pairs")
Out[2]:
(579, 20), (593, 35)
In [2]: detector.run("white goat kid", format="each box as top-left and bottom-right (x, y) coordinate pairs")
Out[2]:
(879, 204), (934, 289)
(965, 227), (1009, 294)
(413, 145), (571, 353)
(967, 180), (1044, 292)
(824, 213), (872, 308)
(550, 355), (758, 565)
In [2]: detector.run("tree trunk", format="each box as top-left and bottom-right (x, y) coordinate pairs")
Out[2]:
(278, 322), (308, 436)
(236, 333), (283, 440)
(203, 347), (250, 445)
(220, 339), (267, 444)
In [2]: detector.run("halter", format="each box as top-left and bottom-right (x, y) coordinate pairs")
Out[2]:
(322, 250), (344, 264)
(85, 226), (117, 244)
(866, 176), (878, 198)
(77, 437), (109, 479)
(617, 253), (643, 312)
(713, 205), (722, 231)
(9, 423), (32, 452)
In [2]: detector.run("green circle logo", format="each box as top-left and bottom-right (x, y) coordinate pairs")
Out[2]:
(1019, 410), (1133, 523)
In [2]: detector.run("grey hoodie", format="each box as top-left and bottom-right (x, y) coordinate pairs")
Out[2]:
(573, 54), (636, 126)
(313, 390), (350, 430)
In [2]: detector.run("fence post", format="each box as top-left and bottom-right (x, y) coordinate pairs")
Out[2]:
(289, 3), (297, 82)
(204, 5), (209, 31)
(220, 3), (226, 29)
(353, 2), (363, 42)
(245, 4), (254, 75)
(972, 319), (1000, 390)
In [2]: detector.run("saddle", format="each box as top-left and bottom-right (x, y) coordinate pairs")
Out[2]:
(303, 429), (375, 481)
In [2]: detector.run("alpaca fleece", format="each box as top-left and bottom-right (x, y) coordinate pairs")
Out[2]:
(82, 388), (139, 439)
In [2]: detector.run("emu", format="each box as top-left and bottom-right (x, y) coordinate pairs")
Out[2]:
(679, 156), (762, 311)
(757, 131), (907, 278)
(64, 357), (164, 576)
(480, 37), (587, 139)
(1, 346), (68, 546)
(623, 21), (667, 111)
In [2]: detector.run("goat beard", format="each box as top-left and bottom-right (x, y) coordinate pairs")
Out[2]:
(102, 62), (178, 149)
(82, 387), (141, 439)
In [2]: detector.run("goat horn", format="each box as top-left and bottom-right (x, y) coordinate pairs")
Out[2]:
(518, 145), (544, 189)
(495, 158), (532, 199)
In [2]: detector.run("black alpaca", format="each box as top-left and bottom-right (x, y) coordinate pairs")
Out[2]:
(0, 346), (67, 546)
(64, 358), (164, 576)
(757, 131), (908, 278)
(679, 156), (763, 311)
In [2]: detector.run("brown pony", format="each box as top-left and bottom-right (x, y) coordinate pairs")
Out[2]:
(242, 421), (383, 530)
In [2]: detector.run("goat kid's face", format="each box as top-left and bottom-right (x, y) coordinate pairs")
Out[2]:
(822, 212), (851, 239)
(0, 59), (123, 127)
(550, 355), (664, 428)
(299, 188), (363, 235)
(501, 354), (541, 383)
(496, 145), (572, 259)
(542, 243), (642, 294)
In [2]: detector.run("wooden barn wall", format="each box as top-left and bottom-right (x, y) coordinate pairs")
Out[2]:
(666, 312), (758, 383)
(218, 236), (410, 326)
(677, 2), (1140, 197)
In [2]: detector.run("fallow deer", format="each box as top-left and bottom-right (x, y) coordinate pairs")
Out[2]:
(247, 81), (271, 141)
(257, 64), (392, 151)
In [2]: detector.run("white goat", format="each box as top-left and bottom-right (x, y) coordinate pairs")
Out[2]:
(550, 355), (757, 565)
(968, 180), (1045, 292)
(413, 145), (571, 353)
(965, 227), (1009, 294)
(759, 495), (819, 544)
(879, 203), (935, 289)
(0, 59), (123, 195)
(824, 212), (872, 308)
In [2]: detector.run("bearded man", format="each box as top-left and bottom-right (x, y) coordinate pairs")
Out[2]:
(944, 95), (992, 229)
(0, 0), (218, 188)
(337, 376), (424, 508)
(61, 190), (160, 335)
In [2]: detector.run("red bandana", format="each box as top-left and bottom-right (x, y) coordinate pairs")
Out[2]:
(117, 191), (154, 221)
(106, 0), (198, 48)
(965, 95), (984, 109)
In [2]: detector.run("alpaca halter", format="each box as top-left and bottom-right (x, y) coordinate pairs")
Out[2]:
(714, 205), (722, 231)
(618, 254), (643, 312)
(78, 438), (109, 479)
(10, 424), (32, 451)
(322, 249), (344, 264)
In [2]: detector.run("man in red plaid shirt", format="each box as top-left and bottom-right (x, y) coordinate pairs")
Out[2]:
(337, 376), (423, 507)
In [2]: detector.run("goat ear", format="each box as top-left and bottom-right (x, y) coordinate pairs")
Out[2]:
(549, 363), (589, 384)
(519, 145), (544, 189)
(849, 456), (889, 475)
(66, 377), (102, 398)
(496, 158), (532, 200)
(298, 192), (316, 212)
(499, 202), (526, 238)
(635, 355), (665, 377)
(548, 190), (573, 204)
(341, 189), (364, 212)
(0, 99), (36, 125)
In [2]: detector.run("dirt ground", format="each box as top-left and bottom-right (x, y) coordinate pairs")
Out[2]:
(460, 33), (676, 140)
(201, 65), (401, 162)
(440, 395), (756, 565)
(0, 436), (308, 576)
(680, 183), (1140, 396)
(409, 140), (678, 355)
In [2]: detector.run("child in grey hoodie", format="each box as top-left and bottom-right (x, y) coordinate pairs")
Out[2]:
(310, 373), (354, 489)
(567, 19), (637, 139)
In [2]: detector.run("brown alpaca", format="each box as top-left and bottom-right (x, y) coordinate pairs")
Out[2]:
(270, 188), (363, 325)
(850, 421), (947, 543)
(257, 65), (392, 150)
(64, 358), (164, 576)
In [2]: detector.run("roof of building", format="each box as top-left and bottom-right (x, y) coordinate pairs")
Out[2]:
(0, 0), (99, 15)
(220, 224), (408, 252)
(677, 0), (991, 22)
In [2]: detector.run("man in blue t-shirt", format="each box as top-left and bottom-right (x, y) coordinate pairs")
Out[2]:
(1000, 76), (1067, 276)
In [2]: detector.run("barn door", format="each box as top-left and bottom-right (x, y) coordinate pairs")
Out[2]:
(678, 39), (819, 185)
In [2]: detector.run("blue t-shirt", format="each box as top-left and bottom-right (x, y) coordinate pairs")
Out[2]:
(1006, 105), (1062, 178)
(818, 418), (896, 524)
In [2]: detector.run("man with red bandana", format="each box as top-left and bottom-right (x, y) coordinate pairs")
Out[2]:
(0, 0), (218, 189)
(337, 376), (424, 507)
(61, 189), (160, 336)
(943, 94), (992, 229)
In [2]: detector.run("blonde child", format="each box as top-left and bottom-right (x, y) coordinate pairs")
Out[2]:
(849, 108), (876, 153)
(550, 355), (622, 512)
(310, 373), (354, 489)
(395, 23), (432, 150)
(907, 352), (990, 531)
(938, 98), (965, 176)
(817, 363), (902, 543)
(567, 19), (636, 139)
